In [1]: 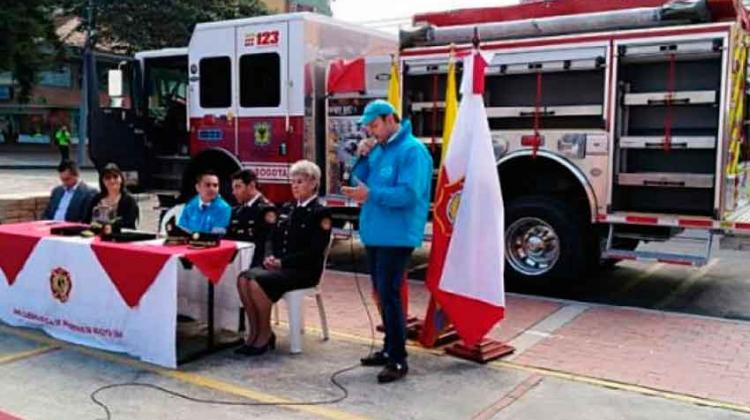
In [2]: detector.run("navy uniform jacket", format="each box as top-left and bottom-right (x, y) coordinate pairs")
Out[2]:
(272, 197), (332, 281)
(227, 194), (277, 268)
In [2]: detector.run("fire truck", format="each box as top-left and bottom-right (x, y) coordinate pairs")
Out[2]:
(394, 0), (750, 280)
(95, 13), (395, 206)
(97, 2), (750, 281)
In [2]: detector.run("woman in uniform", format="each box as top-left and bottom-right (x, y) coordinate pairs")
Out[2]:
(235, 160), (332, 356)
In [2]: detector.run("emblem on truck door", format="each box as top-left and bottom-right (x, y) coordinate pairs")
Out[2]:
(254, 122), (271, 146)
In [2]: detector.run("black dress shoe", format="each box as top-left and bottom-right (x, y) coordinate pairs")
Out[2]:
(234, 333), (276, 357)
(377, 362), (408, 384)
(360, 350), (389, 366)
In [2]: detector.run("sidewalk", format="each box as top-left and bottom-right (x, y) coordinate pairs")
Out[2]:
(281, 270), (750, 411)
(0, 268), (748, 419)
(0, 145), (94, 169)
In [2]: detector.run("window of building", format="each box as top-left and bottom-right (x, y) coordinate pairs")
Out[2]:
(239, 53), (281, 108)
(39, 65), (73, 88)
(199, 57), (231, 108)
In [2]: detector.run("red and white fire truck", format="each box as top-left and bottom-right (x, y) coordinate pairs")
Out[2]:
(95, 13), (394, 205)
(395, 0), (750, 280)
(97, 1), (750, 281)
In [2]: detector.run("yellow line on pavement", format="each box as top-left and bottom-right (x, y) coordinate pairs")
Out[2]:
(298, 325), (750, 416)
(4, 322), (750, 417)
(655, 258), (720, 309)
(0, 345), (59, 365)
(0, 325), (366, 420)
(488, 360), (750, 415)
(159, 370), (368, 420)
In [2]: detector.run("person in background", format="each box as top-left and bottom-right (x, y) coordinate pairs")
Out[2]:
(228, 169), (277, 268)
(342, 99), (433, 384)
(42, 160), (97, 223)
(177, 170), (231, 234)
(87, 163), (139, 229)
(54, 125), (71, 165)
(235, 160), (332, 356)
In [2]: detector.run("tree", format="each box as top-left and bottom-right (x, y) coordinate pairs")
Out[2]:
(0, 1), (61, 103)
(63, 0), (269, 54)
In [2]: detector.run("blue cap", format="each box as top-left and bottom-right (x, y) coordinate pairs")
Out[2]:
(358, 99), (397, 125)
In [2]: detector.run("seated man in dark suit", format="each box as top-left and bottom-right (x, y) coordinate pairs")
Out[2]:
(42, 160), (98, 222)
(227, 169), (277, 268)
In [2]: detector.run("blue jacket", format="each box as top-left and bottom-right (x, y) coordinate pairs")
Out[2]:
(178, 195), (232, 234)
(352, 119), (433, 247)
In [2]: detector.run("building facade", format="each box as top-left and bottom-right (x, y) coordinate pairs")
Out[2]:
(0, 16), (121, 148)
(263, 0), (332, 15)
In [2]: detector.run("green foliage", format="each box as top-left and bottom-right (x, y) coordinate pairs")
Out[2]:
(64, 0), (269, 54)
(0, 0), (268, 102)
(0, 0), (61, 103)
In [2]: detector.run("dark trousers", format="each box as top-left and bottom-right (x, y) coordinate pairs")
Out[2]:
(366, 246), (414, 365)
(59, 145), (70, 163)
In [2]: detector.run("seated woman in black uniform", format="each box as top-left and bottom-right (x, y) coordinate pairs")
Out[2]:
(235, 160), (332, 356)
(87, 163), (139, 229)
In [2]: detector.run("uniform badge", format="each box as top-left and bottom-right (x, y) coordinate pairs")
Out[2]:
(50, 267), (72, 303)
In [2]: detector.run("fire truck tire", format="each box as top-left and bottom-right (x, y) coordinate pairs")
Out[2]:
(505, 195), (590, 281)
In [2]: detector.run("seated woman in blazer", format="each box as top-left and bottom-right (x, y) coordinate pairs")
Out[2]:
(87, 163), (139, 229)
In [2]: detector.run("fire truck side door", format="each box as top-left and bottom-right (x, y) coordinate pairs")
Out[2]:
(234, 21), (291, 184)
(188, 26), (238, 155)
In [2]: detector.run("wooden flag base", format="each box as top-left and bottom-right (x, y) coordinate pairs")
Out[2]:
(445, 339), (515, 364)
(377, 317), (423, 340)
(406, 317), (423, 340)
(411, 321), (460, 347)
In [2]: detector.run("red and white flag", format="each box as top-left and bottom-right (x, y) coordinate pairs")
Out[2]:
(425, 51), (505, 347)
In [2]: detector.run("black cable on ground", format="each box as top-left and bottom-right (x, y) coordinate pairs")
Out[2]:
(90, 225), (377, 420)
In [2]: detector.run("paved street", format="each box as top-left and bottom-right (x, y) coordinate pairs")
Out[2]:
(0, 169), (749, 419)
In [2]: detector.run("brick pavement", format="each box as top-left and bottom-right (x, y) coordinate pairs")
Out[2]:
(278, 270), (562, 344)
(513, 307), (750, 406)
(279, 270), (750, 409)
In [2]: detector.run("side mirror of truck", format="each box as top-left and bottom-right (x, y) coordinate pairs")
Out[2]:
(108, 69), (124, 107)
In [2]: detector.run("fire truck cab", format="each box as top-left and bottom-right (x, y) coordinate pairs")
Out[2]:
(99, 13), (395, 207)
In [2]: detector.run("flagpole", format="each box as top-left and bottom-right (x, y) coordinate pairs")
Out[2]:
(419, 44), (461, 348)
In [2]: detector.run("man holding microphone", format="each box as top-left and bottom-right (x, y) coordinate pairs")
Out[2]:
(342, 100), (433, 383)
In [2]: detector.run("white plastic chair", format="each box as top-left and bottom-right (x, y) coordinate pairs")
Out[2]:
(159, 204), (185, 236)
(273, 237), (333, 354)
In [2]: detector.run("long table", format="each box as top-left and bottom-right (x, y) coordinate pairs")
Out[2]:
(0, 221), (253, 368)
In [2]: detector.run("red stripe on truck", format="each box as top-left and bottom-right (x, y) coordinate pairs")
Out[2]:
(677, 219), (714, 228)
(625, 216), (659, 224)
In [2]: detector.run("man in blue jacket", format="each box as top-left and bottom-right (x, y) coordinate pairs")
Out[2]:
(342, 99), (433, 383)
(178, 170), (232, 234)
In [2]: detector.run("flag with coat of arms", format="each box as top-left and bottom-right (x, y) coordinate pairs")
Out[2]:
(422, 50), (506, 347)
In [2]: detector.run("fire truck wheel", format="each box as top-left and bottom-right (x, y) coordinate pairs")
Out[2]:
(505, 196), (589, 280)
